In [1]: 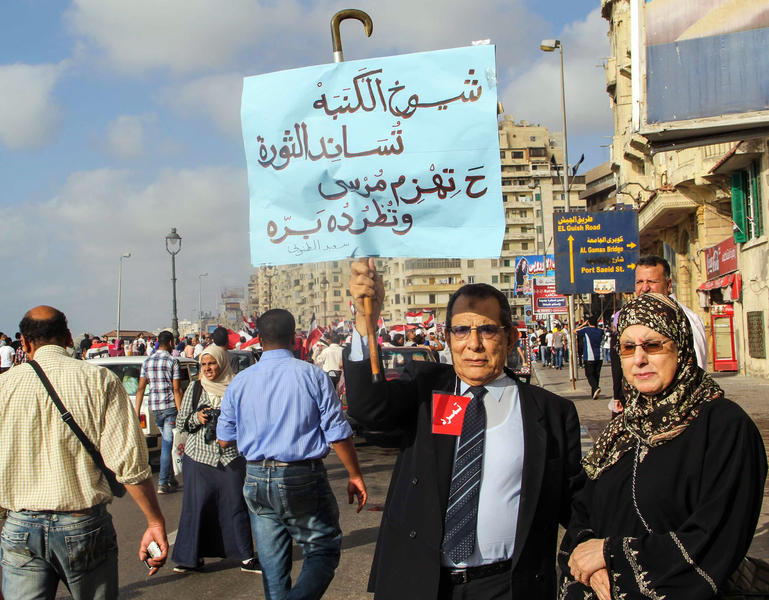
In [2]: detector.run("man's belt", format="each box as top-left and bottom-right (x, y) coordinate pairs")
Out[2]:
(441, 558), (513, 584)
(248, 458), (324, 468)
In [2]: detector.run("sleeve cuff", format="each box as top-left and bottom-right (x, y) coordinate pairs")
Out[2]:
(349, 329), (370, 361)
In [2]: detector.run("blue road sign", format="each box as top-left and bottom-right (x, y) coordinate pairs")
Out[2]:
(553, 210), (640, 295)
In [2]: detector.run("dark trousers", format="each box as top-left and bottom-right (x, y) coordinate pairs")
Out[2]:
(584, 360), (603, 394)
(438, 570), (511, 599)
(172, 455), (254, 567)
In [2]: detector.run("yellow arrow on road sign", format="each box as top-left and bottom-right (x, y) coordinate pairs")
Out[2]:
(628, 263), (636, 270)
(627, 242), (637, 249)
(568, 235), (575, 283)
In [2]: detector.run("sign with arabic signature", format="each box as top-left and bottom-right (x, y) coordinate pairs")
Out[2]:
(242, 45), (503, 265)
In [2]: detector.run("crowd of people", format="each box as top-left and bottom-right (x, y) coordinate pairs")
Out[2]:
(0, 253), (766, 600)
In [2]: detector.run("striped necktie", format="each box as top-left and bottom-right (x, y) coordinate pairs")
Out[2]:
(442, 385), (488, 564)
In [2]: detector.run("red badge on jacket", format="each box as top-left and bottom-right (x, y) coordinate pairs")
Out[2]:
(432, 393), (471, 435)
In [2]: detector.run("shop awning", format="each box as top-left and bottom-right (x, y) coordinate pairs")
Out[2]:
(698, 272), (742, 297)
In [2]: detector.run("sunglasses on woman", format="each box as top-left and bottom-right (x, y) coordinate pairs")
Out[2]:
(449, 325), (506, 340)
(619, 339), (673, 357)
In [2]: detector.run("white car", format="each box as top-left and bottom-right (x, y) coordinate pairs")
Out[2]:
(90, 355), (199, 456)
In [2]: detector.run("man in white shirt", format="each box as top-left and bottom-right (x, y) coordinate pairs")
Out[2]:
(635, 255), (708, 369)
(0, 339), (15, 372)
(316, 333), (343, 388)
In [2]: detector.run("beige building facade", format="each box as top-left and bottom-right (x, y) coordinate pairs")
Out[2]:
(246, 116), (586, 331)
(602, 0), (769, 377)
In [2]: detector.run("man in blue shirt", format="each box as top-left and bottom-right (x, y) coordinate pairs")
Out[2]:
(575, 316), (605, 399)
(217, 308), (367, 600)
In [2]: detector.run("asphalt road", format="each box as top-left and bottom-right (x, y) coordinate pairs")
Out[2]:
(0, 439), (396, 600)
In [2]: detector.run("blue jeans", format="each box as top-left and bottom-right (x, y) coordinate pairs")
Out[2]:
(1, 505), (118, 600)
(243, 461), (341, 600)
(153, 407), (177, 486)
(553, 347), (564, 368)
(602, 347), (612, 363)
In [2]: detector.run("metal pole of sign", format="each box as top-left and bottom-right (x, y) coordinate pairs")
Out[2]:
(329, 9), (382, 383)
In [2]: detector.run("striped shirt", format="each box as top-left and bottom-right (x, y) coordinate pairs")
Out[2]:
(176, 382), (239, 467)
(139, 350), (180, 411)
(0, 345), (151, 511)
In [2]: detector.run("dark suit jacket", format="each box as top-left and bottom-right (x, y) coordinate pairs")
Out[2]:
(343, 352), (584, 600)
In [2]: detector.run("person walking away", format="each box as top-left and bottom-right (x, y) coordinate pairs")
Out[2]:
(135, 330), (182, 494)
(0, 306), (169, 599)
(316, 333), (344, 389)
(552, 327), (565, 369)
(575, 317), (604, 399)
(0, 340), (14, 373)
(217, 309), (367, 600)
(172, 345), (260, 574)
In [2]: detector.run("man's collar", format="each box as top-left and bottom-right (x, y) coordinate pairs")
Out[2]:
(31, 344), (68, 358)
(261, 348), (294, 359)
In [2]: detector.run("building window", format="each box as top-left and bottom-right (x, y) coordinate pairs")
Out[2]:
(395, 294), (400, 304)
(502, 178), (513, 186)
(334, 304), (340, 312)
(333, 275), (339, 282)
(512, 151), (524, 159)
(732, 161), (764, 242)
(522, 242), (529, 250)
(467, 276), (475, 283)
(333, 290), (341, 297)
(503, 259), (510, 267)
(429, 294), (436, 304)
(500, 150), (506, 158)
(492, 275), (499, 284)
(467, 260), (474, 268)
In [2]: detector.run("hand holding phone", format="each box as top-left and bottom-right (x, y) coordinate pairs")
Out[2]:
(144, 541), (162, 570)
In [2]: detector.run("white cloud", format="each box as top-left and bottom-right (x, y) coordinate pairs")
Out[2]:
(0, 63), (63, 149)
(64, 0), (542, 75)
(500, 7), (612, 138)
(159, 74), (243, 138)
(0, 166), (252, 336)
(104, 114), (155, 158)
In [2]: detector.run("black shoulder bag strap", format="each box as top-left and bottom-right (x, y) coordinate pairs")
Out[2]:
(28, 360), (127, 498)
(183, 380), (204, 429)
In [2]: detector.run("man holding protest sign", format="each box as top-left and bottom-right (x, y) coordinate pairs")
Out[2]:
(344, 258), (583, 599)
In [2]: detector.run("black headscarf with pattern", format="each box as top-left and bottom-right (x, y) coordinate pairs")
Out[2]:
(582, 293), (724, 479)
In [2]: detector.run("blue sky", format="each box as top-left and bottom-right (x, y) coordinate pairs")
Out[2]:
(0, 0), (611, 336)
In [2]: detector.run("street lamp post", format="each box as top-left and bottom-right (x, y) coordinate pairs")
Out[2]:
(116, 252), (131, 342)
(165, 228), (182, 339)
(541, 38), (578, 388)
(198, 272), (208, 336)
(320, 275), (329, 328)
(265, 266), (276, 311)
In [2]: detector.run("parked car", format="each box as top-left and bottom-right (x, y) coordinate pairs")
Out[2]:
(89, 355), (199, 456)
(229, 349), (258, 372)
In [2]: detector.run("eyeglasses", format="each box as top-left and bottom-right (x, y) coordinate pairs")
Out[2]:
(449, 325), (506, 340)
(619, 339), (673, 357)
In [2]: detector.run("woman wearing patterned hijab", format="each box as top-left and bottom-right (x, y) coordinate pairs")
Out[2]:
(171, 345), (260, 573)
(559, 293), (766, 600)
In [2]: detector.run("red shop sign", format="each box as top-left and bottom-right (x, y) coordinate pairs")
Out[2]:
(704, 237), (738, 280)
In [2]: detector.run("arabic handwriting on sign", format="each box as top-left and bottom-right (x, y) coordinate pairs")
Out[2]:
(312, 68), (483, 120)
(255, 122), (406, 171)
(440, 402), (463, 425)
(316, 166), (486, 207)
(287, 239), (352, 257)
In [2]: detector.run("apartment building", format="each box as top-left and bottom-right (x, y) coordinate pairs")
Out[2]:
(247, 116), (585, 330)
(602, 0), (769, 377)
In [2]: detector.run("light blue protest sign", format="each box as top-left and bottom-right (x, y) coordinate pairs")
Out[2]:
(242, 45), (503, 265)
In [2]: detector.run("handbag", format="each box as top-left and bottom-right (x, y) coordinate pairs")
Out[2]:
(29, 360), (127, 498)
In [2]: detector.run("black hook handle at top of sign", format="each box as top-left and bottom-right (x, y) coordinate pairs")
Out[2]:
(330, 9), (373, 63)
